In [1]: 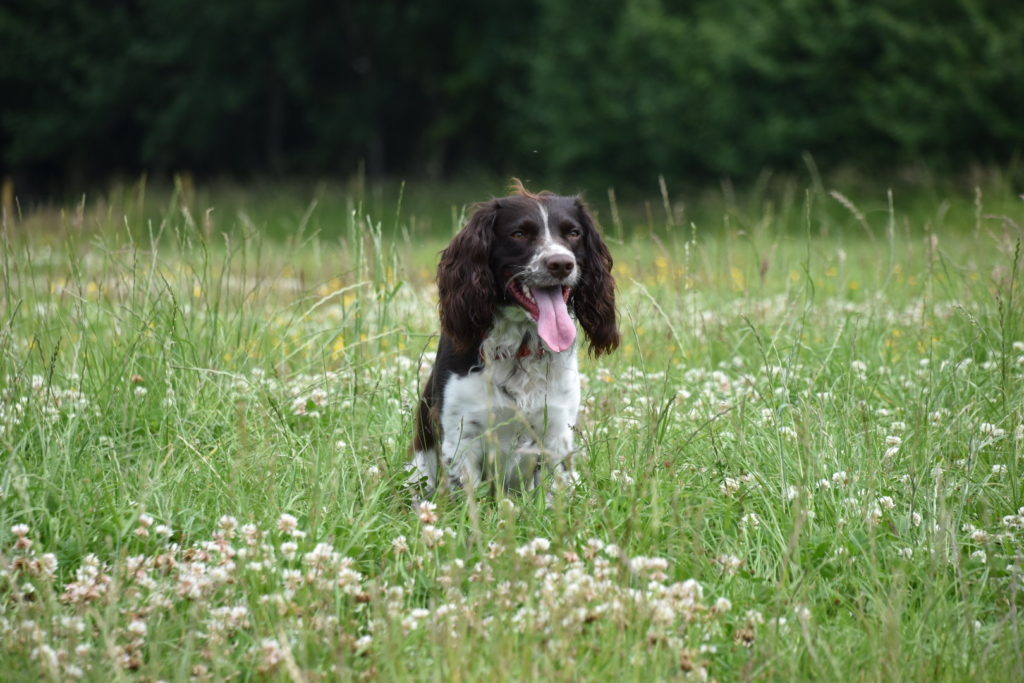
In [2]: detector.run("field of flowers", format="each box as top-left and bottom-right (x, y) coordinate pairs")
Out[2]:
(1, 179), (1022, 680)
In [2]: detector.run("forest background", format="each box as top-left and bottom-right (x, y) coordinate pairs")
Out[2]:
(2, 0), (1023, 197)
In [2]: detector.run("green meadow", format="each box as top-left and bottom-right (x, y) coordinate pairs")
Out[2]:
(1, 176), (1022, 680)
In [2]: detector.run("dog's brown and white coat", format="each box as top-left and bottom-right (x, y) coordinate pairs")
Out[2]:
(409, 183), (618, 495)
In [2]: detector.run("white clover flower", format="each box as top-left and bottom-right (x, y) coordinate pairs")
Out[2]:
(354, 634), (373, 652)
(303, 542), (338, 567)
(337, 565), (364, 592)
(897, 547), (913, 559)
(280, 542), (298, 561)
(991, 464), (1008, 476)
(739, 473), (760, 488)
(241, 524), (260, 545)
(422, 525), (445, 547)
(39, 553), (58, 577)
(209, 566), (232, 584)
(970, 549), (987, 564)
(391, 535), (409, 554)
(980, 423), (1006, 438)
(417, 500), (439, 524)
(911, 511), (923, 527)
(714, 597), (733, 613)
(784, 485), (799, 501)
(1003, 515), (1024, 529)
(676, 578), (704, 604)
(281, 568), (303, 589)
(885, 435), (902, 446)
(629, 556), (669, 577)
(831, 471), (850, 486)
(259, 638), (284, 669)
(878, 496), (895, 510)
(740, 513), (761, 529)
(277, 513), (299, 535)
(34, 643), (58, 670)
(529, 537), (551, 553)
(720, 477), (741, 496)
(127, 619), (147, 638)
(11, 524), (29, 537)
(867, 505), (882, 526)
(970, 529), (991, 543)
(218, 515), (238, 534)
(610, 470), (635, 486)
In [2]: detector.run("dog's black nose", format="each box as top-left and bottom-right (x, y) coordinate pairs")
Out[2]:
(545, 255), (575, 279)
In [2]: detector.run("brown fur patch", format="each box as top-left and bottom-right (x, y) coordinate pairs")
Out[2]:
(508, 177), (554, 200)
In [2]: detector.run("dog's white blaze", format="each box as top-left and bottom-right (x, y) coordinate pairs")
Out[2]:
(532, 200), (576, 273)
(537, 201), (551, 240)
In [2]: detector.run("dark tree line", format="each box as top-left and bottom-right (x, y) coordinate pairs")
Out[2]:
(2, 0), (1022, 193)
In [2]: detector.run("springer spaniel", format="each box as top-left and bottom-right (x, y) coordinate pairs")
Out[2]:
(408, 182), (618, 497)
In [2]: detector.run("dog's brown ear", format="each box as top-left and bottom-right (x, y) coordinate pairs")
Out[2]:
(571, 197), (619, 355)
(437, 201), (499, 351)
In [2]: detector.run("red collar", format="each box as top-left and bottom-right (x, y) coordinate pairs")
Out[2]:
(480, 338), (546, 364)
(514, 340), (544, 359)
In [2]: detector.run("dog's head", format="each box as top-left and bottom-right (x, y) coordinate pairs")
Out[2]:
(437, 182), (619, 355)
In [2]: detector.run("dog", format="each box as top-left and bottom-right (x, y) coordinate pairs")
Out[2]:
(408, 181), (618, 496)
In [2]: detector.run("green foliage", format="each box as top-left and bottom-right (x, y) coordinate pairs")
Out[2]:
(1, 0), (1022, 189)
(1, 180), (1022, 679)
(520, 0), (1024, 183)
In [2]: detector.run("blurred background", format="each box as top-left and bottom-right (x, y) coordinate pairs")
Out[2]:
(1, 0), (1023, 203)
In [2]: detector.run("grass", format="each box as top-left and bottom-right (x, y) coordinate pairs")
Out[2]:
(1, 176), (1022, 680)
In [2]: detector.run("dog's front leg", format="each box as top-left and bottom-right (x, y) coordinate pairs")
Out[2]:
(442, 431), (486, 492)
(536, 413), (580, 495)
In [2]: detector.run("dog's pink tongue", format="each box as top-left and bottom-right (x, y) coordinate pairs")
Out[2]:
(532, 287), (576, 352)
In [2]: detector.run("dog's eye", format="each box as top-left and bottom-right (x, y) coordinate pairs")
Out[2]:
(565, 228), (582, 239)
(511, 230), (528, 240)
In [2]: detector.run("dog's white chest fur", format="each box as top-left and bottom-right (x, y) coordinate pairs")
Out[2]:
(416, 308), (581, 493)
